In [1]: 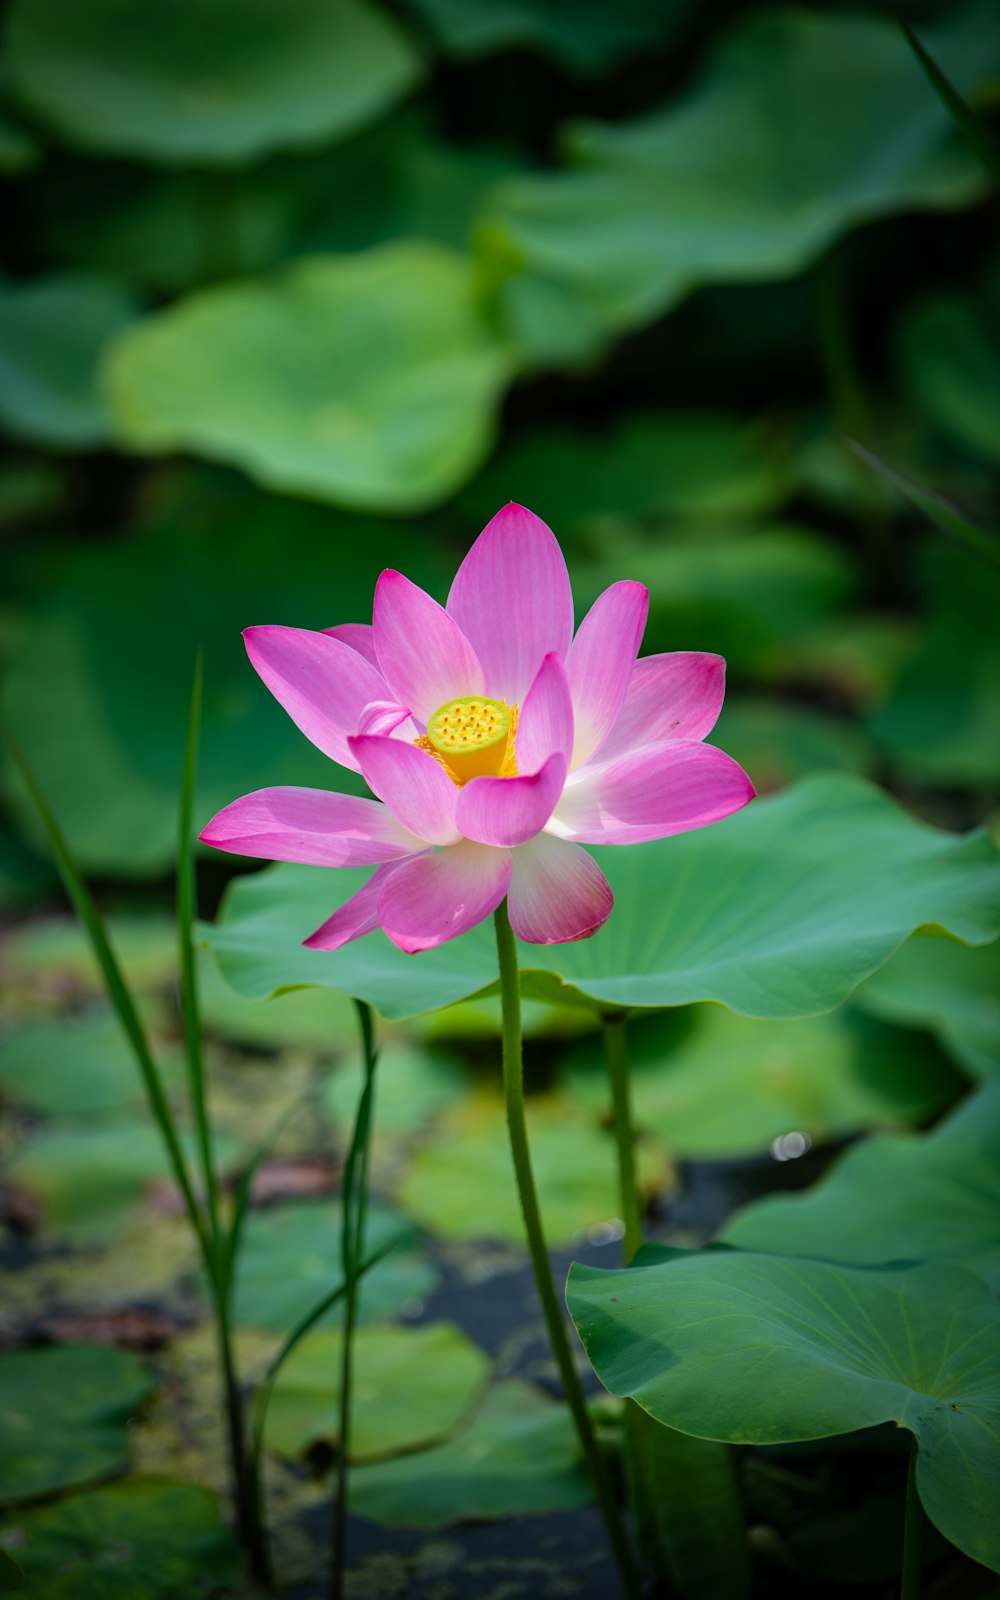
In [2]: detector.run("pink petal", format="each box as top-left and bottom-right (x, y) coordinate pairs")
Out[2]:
(508, 834), (613, 944)
(199, 787), (423, 866)
(456, 752), (567, 848)
(447, 504), (574, 703)
(373, 569), (483, 727)
(593, 653), (727, 765)
(357, 700), (416, 738)
(304, 863), (402, 952)
(377, 841), (512, 953)
(349, 734), (460, 846)
(548, 741), (755, 844)
(515, 652), (574, 775)
(322, 622), (379, 669)
(566, 580), (648, 770)
(244, 626), (391, 772)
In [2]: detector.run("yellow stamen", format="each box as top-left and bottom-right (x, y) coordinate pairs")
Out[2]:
(416, 695), (519, 784)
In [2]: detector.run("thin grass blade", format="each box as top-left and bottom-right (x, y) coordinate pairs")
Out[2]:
(902, 21), (1000, 188)
(177, 651), (222, 1261)
(247, 1236), (401, 1524)
(7, 736), (210, 1259)
(847, 442), (1000, 568)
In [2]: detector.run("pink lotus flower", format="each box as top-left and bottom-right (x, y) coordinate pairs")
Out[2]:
(200, 505), (754, 953)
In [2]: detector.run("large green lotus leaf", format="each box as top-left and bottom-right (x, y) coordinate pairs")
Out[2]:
(0, 1344), (155, 1505)
(568, 1253), (1000, 1573)
(205, 861), (498, 1020)
(232, 1200), (437, 1329)
(205, 775), (1000, 1020)
(723, 1081), (1000, 1290)
(564, 1004), (960, 1159)
(0, 1479), (239, 1598)
(104, 245), (514, 512)
(709, 698), (875, 792)
(855, 934), (1000, 1080)
(480, 9), (992, 353)
(396, 1091), (671, 1245)
(323, 1041), (467, 1134)
(266, 1321), (490, 1462)
(458, 412), (792, 535)
(0, 1006), (179, 1116)
(415, 993), (593, 1044)
(405, 0), (693, 73)
(351, 1381), (591, 1527)
(0, 488), (451, 873)
(198, 947), (356, 1051)
(518, 776), (1000, 1015)
(6, 1123), (237, 1239)
(900, 273), (1000, 468)
(5, 0), (421, 166)
(867, 546), (1000, 787)
(0, 274), (138, 449)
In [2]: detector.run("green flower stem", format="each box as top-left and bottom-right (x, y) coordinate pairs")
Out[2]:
(901, 1437), (924, 1600)
(177, 654), (221, 1253)
(603, 1010), (662, 1579)
(177, 656), (270, 1586)
(331, 1000), (379, 1600)
(248, 1236), (399, 1538)
(217, 1293), (271, 1588)
(494, 902), (642, 1600)
(602, 1012), (642, 1262)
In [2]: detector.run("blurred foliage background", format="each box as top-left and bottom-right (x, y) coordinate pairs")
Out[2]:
(1, 1), (1000, 1588)
(1, 0), (998, 897)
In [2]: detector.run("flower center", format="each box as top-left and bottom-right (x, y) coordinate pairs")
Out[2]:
(417, 695), (518, 784)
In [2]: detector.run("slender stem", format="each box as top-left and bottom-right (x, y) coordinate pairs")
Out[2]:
(603, 1010), (667, 1580)
(177, 653), (221, 1254)
(249, 1237), (399, 1515)
(493, 903), (642, 1600)
(331, 1001), (378, 1600)
(901, 1437), (924, 1600)
(217, 1293), (272, 1587)
(602, 1013), (642, 1263)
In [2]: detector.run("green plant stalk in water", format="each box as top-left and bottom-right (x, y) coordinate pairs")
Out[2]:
(901, 1437), (924, 1600)
(331, 999), (379, 1600)
(601, 1010), (751, 1600)
(602, 1013), (643, 1261)
(494, 902), (642, 1600)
